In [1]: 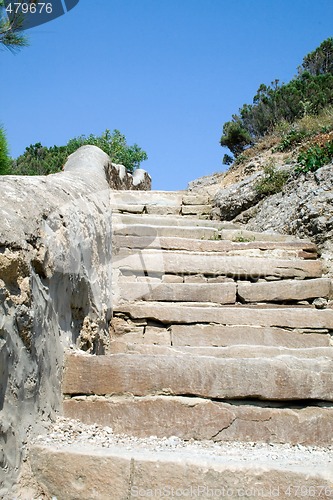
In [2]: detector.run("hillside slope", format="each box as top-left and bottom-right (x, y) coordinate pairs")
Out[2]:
(189, 130), (333, 273)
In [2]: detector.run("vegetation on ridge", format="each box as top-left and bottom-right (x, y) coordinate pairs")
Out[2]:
(5, 129), (148, 176)
(221, 38), (333, 161)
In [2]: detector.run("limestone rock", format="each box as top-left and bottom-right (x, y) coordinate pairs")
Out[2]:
(238, 278), (332, 303)
(213, 171), (264, 220)
(114, 302), (333, 328)
(63, 396), (333, 445)
(29, 442), (333, 499)
(63, 352), (333, 401)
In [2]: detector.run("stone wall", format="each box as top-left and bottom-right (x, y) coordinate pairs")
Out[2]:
(0, 145), (150, 496)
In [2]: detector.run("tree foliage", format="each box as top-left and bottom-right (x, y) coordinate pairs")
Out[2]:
(0, 126), (11, 174)
(221, 38), (333, 158)
(299, 38), (333, 76)
(0, 0), (28, 51)
(10, 129), (148, 176)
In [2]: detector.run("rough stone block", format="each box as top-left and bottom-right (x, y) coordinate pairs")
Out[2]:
(182, 194), (210, 205)
(63, 352), (333, 401)
(113, 250), (322, 279)
(171, 324), (331, 348)
(181, 204), (212, 215)
(116, 282), (235, 303)
(115, 302), (333, 329)
(29, 443), (333, 500)
(238, 278), (332, 303)
(63, 396), (333, 446)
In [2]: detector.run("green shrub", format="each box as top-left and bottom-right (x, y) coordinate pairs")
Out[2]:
(255, 161), (290, 195)
(295, 141), (333, 174)
(10, 129), (148, 176)
(220, 38), (333, 157)
(0, 127), (11, 174)
(222, 154), (234, 166)
(275, 126), (308, 151)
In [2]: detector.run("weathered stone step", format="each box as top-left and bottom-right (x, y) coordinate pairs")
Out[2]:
(220, 229), (301, 242)
(113, 250), (322, 278)
(114, 278), (330, 304)
(113, 223), (219, 239)
(29, 439), (333, 499)
(113, 224), (304, 243)
(112, 213), (234, 228)
(169, 324), (331, 348)
(238, 278), (331, 303)
(63, 353), (333, 401)
(114, 303), (333, 328)
(113, 234), (318, 257)
(108, 342), (333, 360)
(63, 395), (333, 446)
(110, 190), (186, 207)
(116, 281), (237, 303)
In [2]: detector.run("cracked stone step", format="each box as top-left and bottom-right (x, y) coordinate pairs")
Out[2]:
(237, 278), (332, 303)
(113, 235), (317, 256)
(107, 342), (333, 360)
(28, 440), (333, 499)
(113, 303), (333, 329)
(116, 281), (237, 304)
(63, 352), (333, 401)
(114, 278), (330, 304)
(112, 213), (235, 228)
(63, 395), (333, 446)
(169, 324), (331, 348)
(113, 223), (219, 240)
(113, 251), (322, 278)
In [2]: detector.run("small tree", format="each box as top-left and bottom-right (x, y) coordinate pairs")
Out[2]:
(220, 120), (252, 157)
(299, 38), (333, 76)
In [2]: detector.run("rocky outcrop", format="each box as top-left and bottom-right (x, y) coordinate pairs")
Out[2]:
(0, 145), (150, 496)
(211, 171), (264, 220)
(212, 163), (333, 272)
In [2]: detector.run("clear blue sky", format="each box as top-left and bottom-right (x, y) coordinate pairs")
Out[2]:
(1, 0), (333, 190)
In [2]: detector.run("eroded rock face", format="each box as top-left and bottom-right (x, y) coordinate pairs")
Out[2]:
(213, 171), (264, 220)
(0, 145), (150, 495)
(212, 164), (333, 272)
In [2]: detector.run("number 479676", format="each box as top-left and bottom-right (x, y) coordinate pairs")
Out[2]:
(5, 3), (53, 14)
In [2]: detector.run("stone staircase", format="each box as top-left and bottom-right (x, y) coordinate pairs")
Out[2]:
(29, 190), (333, 498)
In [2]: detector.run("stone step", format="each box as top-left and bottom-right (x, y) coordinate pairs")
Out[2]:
(113, 251), (322, 279)
(113, 223), (304, 244)
(112, 213), (235, 228)
(110, 190), (186, 207)
(113, 235), (318, 257)
(113, 223), (219, 239)
(238, 278), (331, 303)
(110, 319), (331, 348)
(169, 324), (331, 348)
(114, 278), (330, 304)
(29, 438), (333, 499)
(63, 395), (333, 446)
(116, 281), (237, 304)
(113, 303), (333, 329)
(108, 342), (333, 359)
(63, 352), (333, 401)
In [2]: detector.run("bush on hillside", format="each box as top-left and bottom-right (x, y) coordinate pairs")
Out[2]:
(296, 140), (333, 175)
(221, 38), (333, 159)
(10, 129), (148, 176)
(255, 161), (290, 195)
